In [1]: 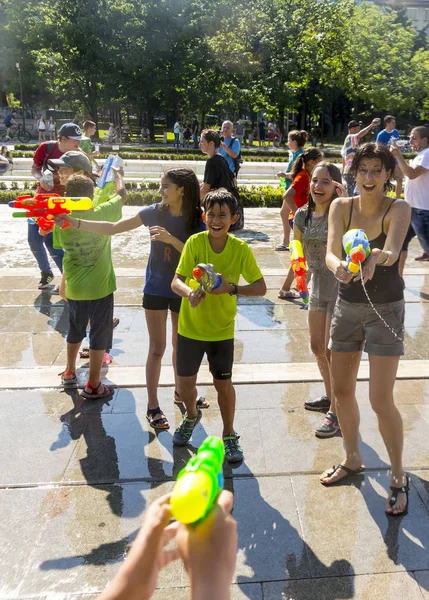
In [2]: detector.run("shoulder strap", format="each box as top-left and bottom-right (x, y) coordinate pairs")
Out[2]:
(381, 199), (396, 234)
(346, 198), (354, 230)
(42, 141), (57, 169)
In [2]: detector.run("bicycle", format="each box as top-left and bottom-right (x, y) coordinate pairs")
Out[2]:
(0, 123), (32, 144)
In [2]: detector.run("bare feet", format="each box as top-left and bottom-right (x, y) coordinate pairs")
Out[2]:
(320, 461), (364, 485)
(386, 475), (409, 516)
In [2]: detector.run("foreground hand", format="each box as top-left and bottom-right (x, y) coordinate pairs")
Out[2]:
(209, 274), (233, 295)
(100, 494), (179, 600)
(150, 226), (172, 244)
(334, 261), (355, 284)
(175, 490), (237, 597)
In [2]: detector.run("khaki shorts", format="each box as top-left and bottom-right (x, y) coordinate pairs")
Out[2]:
(329, 298), (405, 356)
(308, 296), (337, 318)
(393, 164), (404, 181)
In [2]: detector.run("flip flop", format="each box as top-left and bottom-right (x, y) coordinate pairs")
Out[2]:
(278, 289), (300, 299)
(320, 464), (365, 486)
(386, 475), (409, 517)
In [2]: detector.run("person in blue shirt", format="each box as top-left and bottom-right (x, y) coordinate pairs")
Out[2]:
(377, 115), (403, 199)
(218, 120), (240, 184)
(3, 110), (17, 139)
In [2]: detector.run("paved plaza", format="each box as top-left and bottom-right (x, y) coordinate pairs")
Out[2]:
(1, 205), (429, 599)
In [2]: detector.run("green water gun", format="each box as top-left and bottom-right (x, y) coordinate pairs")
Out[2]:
(170, 436), (224, 524)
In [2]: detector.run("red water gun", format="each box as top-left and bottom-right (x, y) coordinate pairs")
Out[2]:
(9, 194), (93, 231)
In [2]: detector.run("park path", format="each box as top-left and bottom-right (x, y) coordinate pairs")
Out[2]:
(1, 206), (429, 599)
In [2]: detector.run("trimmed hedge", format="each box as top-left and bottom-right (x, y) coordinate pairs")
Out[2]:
(0, 184), (284, 208)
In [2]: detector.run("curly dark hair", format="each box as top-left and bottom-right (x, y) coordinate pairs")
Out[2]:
(201, 129), (220, 148)
(350, 142), (396, 192)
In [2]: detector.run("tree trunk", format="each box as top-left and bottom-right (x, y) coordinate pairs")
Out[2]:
(278, 106), (285, 144)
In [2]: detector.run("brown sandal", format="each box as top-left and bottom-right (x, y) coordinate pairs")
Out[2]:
(320, 464), (364, 486)
(146, 408), (170, 430)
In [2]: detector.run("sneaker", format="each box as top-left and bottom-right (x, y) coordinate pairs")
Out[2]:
(315, 411), (340, 438)
(51, 285), (60, 295)
(38, 271), (54, 289)
(223, 433), (244, 463)
(173, 409), (202, 446)
(304, 395), (331, 412)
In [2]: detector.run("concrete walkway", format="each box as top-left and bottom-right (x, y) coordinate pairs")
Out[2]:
(1, 206), (429, 599)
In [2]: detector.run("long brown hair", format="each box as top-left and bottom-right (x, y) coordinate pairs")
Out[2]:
(291, 147), (323, 180)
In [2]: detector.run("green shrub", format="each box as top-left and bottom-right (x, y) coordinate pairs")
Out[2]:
(0, 184), (284, 207)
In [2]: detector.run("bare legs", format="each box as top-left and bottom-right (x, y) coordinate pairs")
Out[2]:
(320, 350), (363, 483)
(145, 309), (169, 411)
(308, 311), (335, 413)
(279, 199), (291, 248)
(369, 355), (407, 514)
(320, 351), (407, 514)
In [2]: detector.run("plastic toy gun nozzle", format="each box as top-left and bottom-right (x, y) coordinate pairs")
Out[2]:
(192, 266), (204, 280)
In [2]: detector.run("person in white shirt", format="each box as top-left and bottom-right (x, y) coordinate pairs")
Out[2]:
(173, 120), (181, 148)
(392, 126), (429, 260)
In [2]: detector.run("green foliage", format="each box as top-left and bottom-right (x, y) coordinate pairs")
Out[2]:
(0, 184), (284, 207)
(0, 0), (426, 128)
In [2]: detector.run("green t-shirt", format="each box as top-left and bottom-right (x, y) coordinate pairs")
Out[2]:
(176, 231), (263, 341)
(79, 137), (93, 155)
(57, 195), (122, 301)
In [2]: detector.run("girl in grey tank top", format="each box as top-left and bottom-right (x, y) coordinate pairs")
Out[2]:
(295, 162), (344, 437)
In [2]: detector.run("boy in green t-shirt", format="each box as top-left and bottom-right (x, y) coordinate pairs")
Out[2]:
(56, 174), (124, 400)
(171, 189), (266, 462)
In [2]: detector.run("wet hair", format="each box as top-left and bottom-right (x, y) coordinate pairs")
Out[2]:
(350, 142), (395, 192)
(201, 129), (220, 148)
(290, 147), (323, 180)
(203, 188), (237, 217)
(162, 168), (202, 231)
(384, 115), (395, 125)
(65, 174), (95, 199)
(288, 130), (308, 148)
(83, 120), (96, 131)
(304, 162), (342, 227)
(412, 126), (429, 143)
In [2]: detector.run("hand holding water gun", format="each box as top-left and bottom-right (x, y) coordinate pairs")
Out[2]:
(342, 229), (371, 274)
(188, 263), (222, 307)
(170, 436), (225, 524)
(289, 240), (309, 303)
(9, 194), (93, 232)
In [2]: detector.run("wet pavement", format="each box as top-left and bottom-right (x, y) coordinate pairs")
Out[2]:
(1, 206), (429, 599)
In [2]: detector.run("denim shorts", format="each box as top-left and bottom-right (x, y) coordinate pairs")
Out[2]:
(67, 293), (114, 351)
(329, 298), (404, 356)
(308, 296), (337, 318)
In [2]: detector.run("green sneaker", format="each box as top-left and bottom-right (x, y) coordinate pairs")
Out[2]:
(173, 409), (202, 446)
(223, 433), (243, 463)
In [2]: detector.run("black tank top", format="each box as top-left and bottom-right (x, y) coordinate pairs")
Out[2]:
(339, 199), (404, 304)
